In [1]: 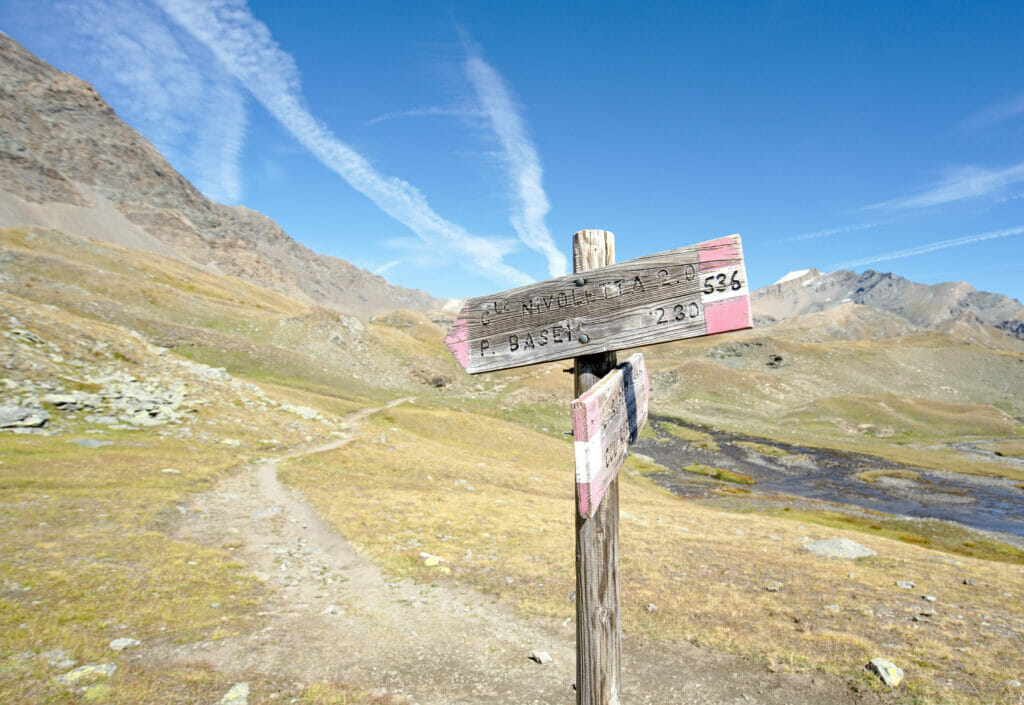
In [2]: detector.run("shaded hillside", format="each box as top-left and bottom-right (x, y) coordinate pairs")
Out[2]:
(753, 268), (1024, 342)
(0, 32), (443, 318)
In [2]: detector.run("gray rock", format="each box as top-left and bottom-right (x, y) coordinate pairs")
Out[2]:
(963, 578), (976, 585)
(42, 391), (95, 410)
(220, 682), (249, 705)
(280, 403), (320, 420)
(803, 538), (876, 559)
(922, 594), (937, 602)
(42, 649), (74, 668)
(56, 663), (116, 686)
(645, 603), (658, 612)
(0, 405), (49, 428)
(71, 438), (111, 449)
(1005, 679), (1021, 688)
(108, 637), (140, 651)
(867, 657), (903, 687)
(895, 580), (915, 589)
(529, 650), (553, 665)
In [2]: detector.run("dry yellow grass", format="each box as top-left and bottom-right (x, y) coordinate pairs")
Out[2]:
(280, 401), (1024, 705)
(983, 440), (1024, 458)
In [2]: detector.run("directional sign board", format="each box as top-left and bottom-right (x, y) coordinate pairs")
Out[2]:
(444, 235), (751, 374)
(571, 353), (649, 517)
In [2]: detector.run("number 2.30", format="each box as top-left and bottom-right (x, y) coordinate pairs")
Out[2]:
(703, 270), (743, 295)
(655, 301), (701, 324)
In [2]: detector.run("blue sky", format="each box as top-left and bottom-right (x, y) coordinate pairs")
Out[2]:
(3, 1), (1024, 303)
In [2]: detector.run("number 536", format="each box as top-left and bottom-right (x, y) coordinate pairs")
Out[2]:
(703, 270), (743, 294)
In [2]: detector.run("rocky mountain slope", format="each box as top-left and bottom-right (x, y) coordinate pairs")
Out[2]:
(753, 268), (1024, 342)
(0, 32), (443, 319)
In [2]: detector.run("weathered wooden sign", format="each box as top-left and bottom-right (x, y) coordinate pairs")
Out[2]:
(443, 229), (754, 705)
(571, 353), (649, 517)
(444, 235), (751, 373)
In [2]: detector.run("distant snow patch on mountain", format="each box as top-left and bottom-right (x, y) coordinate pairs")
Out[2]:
(774, 269), (812, 285)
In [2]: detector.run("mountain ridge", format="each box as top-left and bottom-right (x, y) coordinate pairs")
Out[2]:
(753, 267), (1024, 342)
(0, 31), (443, 319)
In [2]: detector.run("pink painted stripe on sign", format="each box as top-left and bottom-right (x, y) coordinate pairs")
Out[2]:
(704, 297), (752, 335)
(443, 316), (469, 370)
(698, 236), (742, 271)
(577, 481), (603, 518)
(571, 392), (602, 443)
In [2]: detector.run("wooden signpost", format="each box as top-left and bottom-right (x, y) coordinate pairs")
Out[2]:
(571, 352), (649, 518)
(444, 234), (751, 374)
(444, 230), (752, 705)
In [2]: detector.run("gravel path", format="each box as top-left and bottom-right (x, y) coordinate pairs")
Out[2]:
(160, 400), (889, 705)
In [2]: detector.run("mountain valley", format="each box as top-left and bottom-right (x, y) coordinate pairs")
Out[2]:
(2, 32), (1024, 705)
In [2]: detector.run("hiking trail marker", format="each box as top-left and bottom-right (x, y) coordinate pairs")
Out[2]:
(444, 230), (751, 705)
(444, 234), (751, 375)
(572, 352), (649, 518)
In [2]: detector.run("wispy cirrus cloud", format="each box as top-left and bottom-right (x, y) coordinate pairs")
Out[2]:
(5, 0), (246, 204)
(780, 221), (889, 243)
(867, 161), (1024, 211)
(961, 92), (1024, 132)
(365, 106), (484, 126)
(372, 260), (401, 276)
(156, 0), (532, 287)
(463, 43), (568, 278)
(830, 226), (1024, 270)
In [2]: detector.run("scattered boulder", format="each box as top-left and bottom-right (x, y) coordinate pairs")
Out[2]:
(108, 637), (140, 651)
(867, 657), (903, 687)
(529, 650), (553, 665)
(895, 580), (915, 589)
(71, 438), (111, 449)
(0, 405), (48, 428)
(42, 649), (76, 669)
(419, 552), (444, 567)
(220, 682), (249, 705)
(803, 538), (876, 559)
(279, 403), (320, 420)
(57, 663), (116, 687)
(42, 391), (95, 410)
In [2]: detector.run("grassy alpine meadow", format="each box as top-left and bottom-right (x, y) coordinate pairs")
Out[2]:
(279, 399), (1024, 705)
(0, 428), (257, 702)
(0, 425), (391, 704)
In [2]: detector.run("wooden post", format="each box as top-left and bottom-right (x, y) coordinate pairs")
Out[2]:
(572, 229), (621, 705)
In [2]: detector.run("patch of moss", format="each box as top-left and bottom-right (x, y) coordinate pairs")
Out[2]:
(736, 440), (788, 457)
(855, 468), (921, 483)
(682, 463), (755, 484)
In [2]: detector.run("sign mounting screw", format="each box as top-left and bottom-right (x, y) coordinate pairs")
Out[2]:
(579, 333), (590, 343)
(574, 276), (585, 286)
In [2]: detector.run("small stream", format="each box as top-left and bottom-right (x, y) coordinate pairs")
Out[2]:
(633, 416), (1024, 540)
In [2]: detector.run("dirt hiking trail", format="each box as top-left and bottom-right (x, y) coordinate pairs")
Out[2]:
(163, 399), (891, 705)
